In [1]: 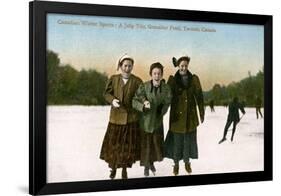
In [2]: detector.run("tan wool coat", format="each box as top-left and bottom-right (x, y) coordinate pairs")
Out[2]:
(104, 74), (143, 125)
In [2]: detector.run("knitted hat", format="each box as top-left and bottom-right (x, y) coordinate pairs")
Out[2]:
(117, 54), (134, 70)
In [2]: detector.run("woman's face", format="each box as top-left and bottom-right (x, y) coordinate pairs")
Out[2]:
(178, 60), (189, 75)
(151, 68), (163, 82)
(120, 59), (133, 74)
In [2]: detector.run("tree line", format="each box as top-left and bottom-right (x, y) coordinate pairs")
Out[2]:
(47, 50), (108, 105)
(204, 70), (264, 107)
(47, 49), (263, 107)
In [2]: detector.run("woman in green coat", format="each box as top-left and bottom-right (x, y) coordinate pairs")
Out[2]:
(133, 62), (171, 177)
(164, 56), (205, 175)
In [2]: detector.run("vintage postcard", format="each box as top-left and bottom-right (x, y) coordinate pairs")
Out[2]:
(46, 13), (264, 183)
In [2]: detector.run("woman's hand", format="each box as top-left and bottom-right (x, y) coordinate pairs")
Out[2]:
(144, 100), (151, 109)
(112, 99), (120, 108)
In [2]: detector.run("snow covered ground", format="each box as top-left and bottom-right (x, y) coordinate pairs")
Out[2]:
(47, 106), (264, 183)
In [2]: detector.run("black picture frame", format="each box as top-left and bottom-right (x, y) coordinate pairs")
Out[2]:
(29, 1), (273, 195)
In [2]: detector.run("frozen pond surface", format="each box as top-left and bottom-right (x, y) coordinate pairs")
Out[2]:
(47, 106), (264, 182)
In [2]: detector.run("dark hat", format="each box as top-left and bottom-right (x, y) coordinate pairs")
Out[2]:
(172, 56), (191, 67)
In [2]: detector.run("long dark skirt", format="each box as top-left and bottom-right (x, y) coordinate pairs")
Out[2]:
(100, 122), (141, 169)
(140, 125), (164, 166)
(164, 129), (198, 163)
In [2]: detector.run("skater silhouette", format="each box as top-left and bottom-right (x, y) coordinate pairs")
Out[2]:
(219, 97), (245, 144)
(255, 96), (263, 119)
(210, 100), (215, 112)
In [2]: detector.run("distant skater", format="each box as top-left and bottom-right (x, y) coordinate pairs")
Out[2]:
(210, 100), (215, 112)
(255, 96), (263, 119)
(218, 97), (245, 144)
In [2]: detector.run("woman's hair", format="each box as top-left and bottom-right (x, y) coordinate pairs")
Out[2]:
(177, 56), (190, 66)
(149, 62), (164, 76)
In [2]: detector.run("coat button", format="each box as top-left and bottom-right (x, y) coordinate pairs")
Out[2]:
(185, 99), (187, 102)
(179, 112), (182, 114)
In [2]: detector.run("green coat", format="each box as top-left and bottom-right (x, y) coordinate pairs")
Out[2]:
(168, 71), (205, 133)
(132, 80), (172, 133)
(104, 74), (143, 125)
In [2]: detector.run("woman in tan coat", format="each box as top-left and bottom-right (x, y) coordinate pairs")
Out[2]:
(100, 54), (143, 179)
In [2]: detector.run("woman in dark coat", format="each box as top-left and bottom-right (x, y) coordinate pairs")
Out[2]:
(164, 56), (205, 175)
(132, 62), (171, 177)
(100, 54), (143, 179)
